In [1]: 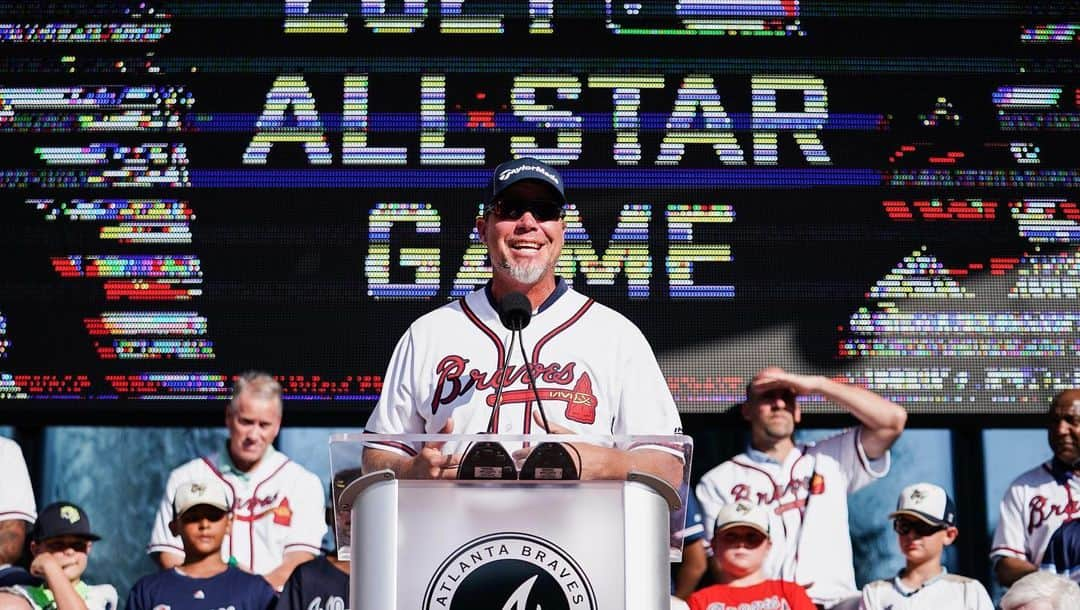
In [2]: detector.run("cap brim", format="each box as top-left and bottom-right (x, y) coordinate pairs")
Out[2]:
(889, 509), (949, 527)
(714, 522), (769, 537)
(34, 532), (101, 542)
(175, 503), (230, 519)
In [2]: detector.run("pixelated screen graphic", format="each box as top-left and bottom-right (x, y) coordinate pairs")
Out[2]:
(1, 1), (1078, 418)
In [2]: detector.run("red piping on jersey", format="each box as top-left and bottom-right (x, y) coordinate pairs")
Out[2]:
(201, 457), (238, 564)
(531, 299), (595, 363)
(368, 440), (419, 456)
(526, 298), (594, 433)
(250, 459), (292, 571)
(461, 298), (506, 429)
(201, 455), (292, 573)
(990, 545), (1028, 556)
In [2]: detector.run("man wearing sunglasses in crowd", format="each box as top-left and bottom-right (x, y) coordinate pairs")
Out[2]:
(695, 366), (907, 609)
(362, 157), (683, 487)
(0, 502), (117, 610)
(860, 483), (992, 609)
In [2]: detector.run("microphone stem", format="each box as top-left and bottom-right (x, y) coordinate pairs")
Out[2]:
(517, 330), (551, 434)
(484, 330), (518, 434)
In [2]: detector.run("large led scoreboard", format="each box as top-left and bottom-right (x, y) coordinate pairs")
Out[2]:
(0, 1), (1077, 419)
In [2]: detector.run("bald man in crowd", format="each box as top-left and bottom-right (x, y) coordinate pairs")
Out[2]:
(992, 389), (1080, 587)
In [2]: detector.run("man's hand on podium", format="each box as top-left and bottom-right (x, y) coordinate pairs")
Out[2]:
(515, 412), (684, 490)
(402, 419), (462, 479)
(362, 419), (463, 479)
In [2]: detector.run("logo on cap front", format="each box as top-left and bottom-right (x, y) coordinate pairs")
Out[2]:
(909, 489), (926, 504)
(190, 483), (206, 497)
(499, 164), (560, 185)
(735, 503), (751, 515)
(59, 506), (81, 524)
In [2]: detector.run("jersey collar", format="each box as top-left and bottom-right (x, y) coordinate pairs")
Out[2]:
(1048, 457), (1078, 484)
(745, 444), (802, 468)
(483, 276), (569, 315)
(217, 443), (277, 482)
(892, 566), (947, 596)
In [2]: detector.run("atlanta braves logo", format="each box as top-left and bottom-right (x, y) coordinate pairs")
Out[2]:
(431, 355), (596, 421)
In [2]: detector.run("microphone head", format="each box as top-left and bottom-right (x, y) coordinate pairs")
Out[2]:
(498, 292), (532, 331)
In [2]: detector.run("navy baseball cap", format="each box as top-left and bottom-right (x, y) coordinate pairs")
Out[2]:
(487, 157), (566, 205)
(32, 502), (101, 542)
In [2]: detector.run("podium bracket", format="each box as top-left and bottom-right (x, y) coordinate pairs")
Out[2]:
(627, 470), (681, 511)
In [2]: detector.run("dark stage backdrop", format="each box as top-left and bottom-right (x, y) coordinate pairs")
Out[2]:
(1, 1), (1078, 420)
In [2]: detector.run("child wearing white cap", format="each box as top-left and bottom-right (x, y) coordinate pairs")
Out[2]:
(126, 479), (275, 610)
(686, 500), (815, 610)
(859, 482), (993, 609)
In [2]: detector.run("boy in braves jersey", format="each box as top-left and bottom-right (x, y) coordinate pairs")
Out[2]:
(361, 157), (683, 487)
(992, 389), (1080, 587)
(859, 483), (992, 610)
(695, 367), (907, 608)
(128, 479), (276, 610)
(148, 373), (326, 590)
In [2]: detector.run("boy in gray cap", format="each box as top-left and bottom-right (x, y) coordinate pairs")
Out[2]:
(860, 483), (992, 609)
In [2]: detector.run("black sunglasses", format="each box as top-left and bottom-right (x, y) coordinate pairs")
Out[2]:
(716, 528), (768, 548)
(893, 518), (945, 537)
(488, 198), (564, 222)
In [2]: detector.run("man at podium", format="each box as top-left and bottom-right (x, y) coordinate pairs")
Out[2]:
(361, 157), (683, 486)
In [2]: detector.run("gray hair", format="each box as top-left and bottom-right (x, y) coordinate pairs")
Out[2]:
(1000, 571), (1080, 610)
(228, 371), (282, 415)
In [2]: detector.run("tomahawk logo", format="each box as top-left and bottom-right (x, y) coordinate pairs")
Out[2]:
(422, 533), (597, 610)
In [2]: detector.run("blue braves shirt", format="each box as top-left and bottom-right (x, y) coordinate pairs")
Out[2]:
(272, 555), (349, 610)
(1041, 519), (1080, 582)
(125, 566), (276, 610)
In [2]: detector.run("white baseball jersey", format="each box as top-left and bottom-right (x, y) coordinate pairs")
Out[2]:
(364, 284), (682, 456)
(695, 428), (890, 607)
(860, 570), (993, 610)
(0, 436), (36, 525)
(148, 447), (326, 574)
(991, 459), (1080, 568)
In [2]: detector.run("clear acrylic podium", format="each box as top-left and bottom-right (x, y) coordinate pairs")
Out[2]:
(330, 433), (693, 610)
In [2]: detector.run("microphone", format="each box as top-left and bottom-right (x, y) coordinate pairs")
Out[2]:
(498, 291), (532, 332)
(457, 292), (529, 480)
(497, 293), (579, 481)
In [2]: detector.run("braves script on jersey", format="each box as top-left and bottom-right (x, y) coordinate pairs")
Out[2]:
(364, 284), (681, 454)
(991, 459), (1080, 568)
(148, 448), (326, 574)
(686, 580), (816, 610)
(695, 428), (889, 607)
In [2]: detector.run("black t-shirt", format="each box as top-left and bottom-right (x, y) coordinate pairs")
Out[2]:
(273, 555), (349, 610)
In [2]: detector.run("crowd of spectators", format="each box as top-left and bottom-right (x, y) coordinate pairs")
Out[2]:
(2, 371), (1080, 610)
